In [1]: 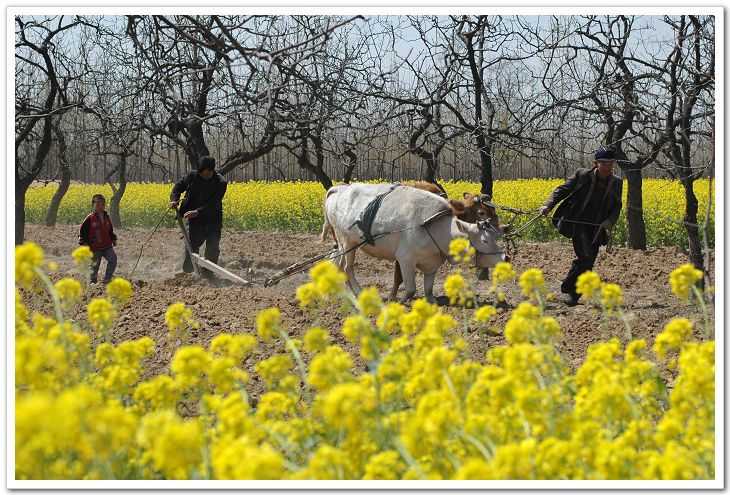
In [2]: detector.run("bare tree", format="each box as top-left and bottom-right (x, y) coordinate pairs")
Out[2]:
(659, 15), (714, 272)
(43, 119), (71, 227)
(15, 16), (85, 243)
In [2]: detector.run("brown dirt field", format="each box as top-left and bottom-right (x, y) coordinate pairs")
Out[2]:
(24, 224), (715, 400)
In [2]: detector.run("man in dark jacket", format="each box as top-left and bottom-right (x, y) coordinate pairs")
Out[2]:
(539, 146), (623, 304)
(170, 156), (228, 278)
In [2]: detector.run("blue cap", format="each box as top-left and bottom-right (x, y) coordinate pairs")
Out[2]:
(594, 146), (617, 161)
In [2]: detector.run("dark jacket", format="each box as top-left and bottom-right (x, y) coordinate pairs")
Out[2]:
(544, 167), (623, 245)
(170, 171), (228, 220)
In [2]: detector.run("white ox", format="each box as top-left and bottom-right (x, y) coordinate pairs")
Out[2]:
(322, 183), (505, 303)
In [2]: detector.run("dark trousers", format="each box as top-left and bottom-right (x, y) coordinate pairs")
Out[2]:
(561, 226), (600, 297)
(91, 247), (117, 284)
(183, 217), (222, 276)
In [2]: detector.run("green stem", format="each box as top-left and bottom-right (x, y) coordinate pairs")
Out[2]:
(617, 307), (633, 342)
(278, 327), (308, 392)
(691, 286), (711, 340)
(199, 399), (212, 480)
(33, 266), (65, 324)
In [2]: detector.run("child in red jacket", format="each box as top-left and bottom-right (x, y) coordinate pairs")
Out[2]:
(79, 194), (118, 284)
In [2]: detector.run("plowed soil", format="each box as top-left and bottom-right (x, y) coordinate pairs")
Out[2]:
(24, 224), (715, 399)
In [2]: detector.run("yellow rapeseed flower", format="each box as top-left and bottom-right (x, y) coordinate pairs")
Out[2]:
(653, 318), (693, 360)
(358, 287), (383, 316)
(106, 278), (133, 306)
(449, 238), (475, 264)
(72, 245), (93, 266)
(310, 260), (347, 299)
(669, 264), (704, 301)
(444, 270), (473, 307)
(171, 346), (212, 389)
(600, 283), (624, 314)
(519, 268), (547, 300)
(474, 305), (497, 323)
(54, 278), (82, 311)
(16, 242), (45, 288)
(256, 307), (282, 342)
(576, 271), (602, 300)
(87, 298), (117, 338)
(303, 327), (329, 354)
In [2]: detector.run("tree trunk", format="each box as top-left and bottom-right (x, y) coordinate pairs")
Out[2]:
(343, 148), (357, 183)
(44, 166), (71, 227)
(624, 167), (647, 250)
(424, 155), (438, 184)
(185, 124), (210, 169)
(109, 155), (128, 228)
(478, 135), (494, 197)
(45, 124), (72, 227)
(16, 180), (29, 245)
(682, 178), (704, 273)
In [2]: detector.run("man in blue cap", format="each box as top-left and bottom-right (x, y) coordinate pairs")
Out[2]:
(538, 146), (624, 305)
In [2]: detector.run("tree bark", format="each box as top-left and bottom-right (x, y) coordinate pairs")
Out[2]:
(682, 178), (704, 272)
(478, 136), (494, 197)
(343, 148), (357, 183)
(109, 154), (128, 228)
(45, 124), (72, 227)
(15, 180), (29, 245)
(623, 167), (647, 250)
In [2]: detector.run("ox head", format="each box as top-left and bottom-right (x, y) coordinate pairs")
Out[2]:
(451, 193), (511, 236)
(455, 219), (506, 269)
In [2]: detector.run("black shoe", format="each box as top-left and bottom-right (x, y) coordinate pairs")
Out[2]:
(560, 293), (580, 305)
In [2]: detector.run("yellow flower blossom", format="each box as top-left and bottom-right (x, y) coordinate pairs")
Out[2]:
(106, 278), (133, 306)
(72, 245), (93, 266)
(444, 270), (473, 307)
(16, 242), (45, 288)
(519, 268), (547, 300)
(600, 283), (624, 313)
(256, 307), (281, 342)
(303, 327), (329, 354)
(54, 278), (82, 311)
(171, 346), (212, 389)
(576, 271), (602, 300)
(474, 305), (497, 323)
(87, 298), (117, 338)
(358, 287), (383, 316)
(449, 238), (475, 264)
(653, 318), (693, 360)
(310, 260), (347, 299)
(669, 264), (704, 301)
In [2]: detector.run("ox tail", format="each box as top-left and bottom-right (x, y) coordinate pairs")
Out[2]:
(321, 187), (340, 244)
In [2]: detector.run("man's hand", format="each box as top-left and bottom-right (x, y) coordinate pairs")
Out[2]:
(170, 200), (179, 208)
(539, 205), (550, 217)
(600, 220), (613, 230)
(183, 210), (199, 220)
(113, 240), (117, 247)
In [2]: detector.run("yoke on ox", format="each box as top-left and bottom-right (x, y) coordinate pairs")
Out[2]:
(322, 183), (505, 303)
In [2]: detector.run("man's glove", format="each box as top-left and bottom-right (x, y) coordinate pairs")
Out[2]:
(539, 205), (550, 217)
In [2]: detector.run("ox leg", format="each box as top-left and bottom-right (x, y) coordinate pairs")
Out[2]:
(423, 271), (438, 304)
(397, 261), (417, 303)
(389, 261), (404, 301)
(343, 244), (362, 295)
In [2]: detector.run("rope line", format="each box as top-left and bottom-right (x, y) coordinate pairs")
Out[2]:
(127, 206), (174, 280)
